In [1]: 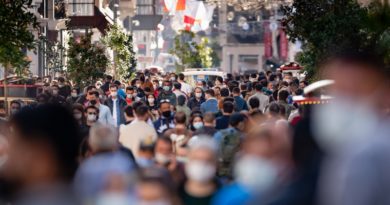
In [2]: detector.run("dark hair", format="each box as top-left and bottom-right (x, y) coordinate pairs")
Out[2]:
(10, 100), (21, 107)
(249, 97), (260, 109)
(10, 104), (82, 181)
(255, 84), (263, 91)
(232, 87), (240, 94)
(85, 105), (99, 114)
(144, 87), (151, 92)
(203, 112), (215, 123)
(156, 136), (173, 146)
(132, 101), (145, 111)
(113, 80), (121, 86)
(174, 112), (187, 124)
(177, 95), (186, 106)
(86, 85), (96, 92)
(268, 102), (280, 116)
(106, 75), (113, 80)
(220, 88), (230, 97)
(205, 89), (215, 97)
(278, 90), (290, 102)
(178, 73), (185, 81)
(109, 84), (118, 89)
(135, 105), (149, 117)
(72, 103), (84, 114)
(89, 91), (99, 98)
(223, 101), (234, 114)
(126, 86), (135, 91)
(124, 105), (134, 117)
(216, 76), (223, 84)
(173, 82), (181, 90)
(223, 97), (235, 103)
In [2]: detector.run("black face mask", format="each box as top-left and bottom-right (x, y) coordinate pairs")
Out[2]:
(90, 100), (97, 105)
(162, 111), (171, 118)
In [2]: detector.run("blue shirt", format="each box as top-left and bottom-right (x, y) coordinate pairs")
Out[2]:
(216, 115), (230, 130)
(212, 183), (252, 205)
(234, 96), (249, 111)
(201, 98), (219, 114)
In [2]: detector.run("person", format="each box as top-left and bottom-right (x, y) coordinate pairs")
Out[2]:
(36, 93), (50, 105)
(214, 113), (247, 179)
(100, 75), (113, 94)
(179, 137), (220, 205)
(154, 100), (175, 135)
(9, 100), (22, 116)
(125, 86), (140, 105)
(158, 80), (177, 106)
(104, 84), (127, 126)
(176, 95), (191, 124)
(74, 123), (134, 204)
(164, 112), (192, 154)
(123, 105), (134, 125)
(66, 88), (79, 105)
(146, 93), (158, 112)
(154, 137), (186, 187)
(216, 101), (234, 130)
(72, 103), (85, 127)
(137, 139), (156, 168)
(57, 77), (71, 98)
(178, 73), (192, 96)
(76, 85), (96, 106)
(277, 90), (294, 119)
(187, 87), (205, 111)
(201, 89), (219, 114)
(247, 84), (270, 112)
(48, 85), (66, 104)
(3, 104), (82, 205)
(218, 88), (230, 110)
(248, 97), (261, 114)
(119, 105), (158, 158)
(189, 113), (204, 131)
(173, 82), (187, 100)
(232, 87), (249, 111)
(194, 112), (218, 137)
(88, 91), (115, 126)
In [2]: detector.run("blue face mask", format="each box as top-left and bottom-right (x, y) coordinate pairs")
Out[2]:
(193, 122), (204, 130)
(163, 86), (171, 92)
(136, 157), (154, 168)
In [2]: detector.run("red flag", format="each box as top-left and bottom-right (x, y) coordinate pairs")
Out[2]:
(279, 28), (289, 60)
(264, 22), (272, 59)
(176, 0), (186, 11)
(184, 15), (195, 25)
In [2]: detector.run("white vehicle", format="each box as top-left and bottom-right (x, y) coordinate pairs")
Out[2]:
(182, 69), (226, 87)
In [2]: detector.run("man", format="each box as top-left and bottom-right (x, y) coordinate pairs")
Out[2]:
(88, 91), (115, 126)
(104, 84), (127, 126)
(3, 104), (82, 204)
(100, 75), (112, 94)
(178, 73), (192, 96)
(277, 89), (294, 119)
(74, 123), (135, 203)
(9, 100), (22, 116)
(157, 81), (177, 106)
(247, 84), (270, 112)
(125, 86), (140, 105)
(216, 101), (234, 130)
(193, 112), (218, 137)
(76, 85), (96, 106)
(48, 85), (66, 104)
(214, 113), (247, 178)
(232, 87), (249, 112)
(119, 105), (157, 158)
(187, 87), (205, 111)
(153, 100), (175, 135)
(57, 77), (71, 98)
(173, 82), (187, 100)
(201, 89), (219, 114)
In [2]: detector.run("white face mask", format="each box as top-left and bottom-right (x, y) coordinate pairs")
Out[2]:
(87, 114), (97, 122)
(234, 155), (278, 193)
(148, 98), (155, 103)
(71, 92), (78, 98)
(155, 153), (171, 165)
(111, 92), (118, 97)
(127, 94), (133, 99)
(185, 160), (216, 183)
(195, 93), (202, 98)
(313, 96), (379, 152)
(193, 122), (203, 130)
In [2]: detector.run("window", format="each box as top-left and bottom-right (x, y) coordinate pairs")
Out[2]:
(68, 0), (94, 16)
(136, 0), (155, 15)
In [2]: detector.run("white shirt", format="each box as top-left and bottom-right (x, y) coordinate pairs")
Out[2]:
(97, 104), (115, 126)
(180, 81), (192, 95)
(112, 98), (118, 127)
(248, 92), (270, 112)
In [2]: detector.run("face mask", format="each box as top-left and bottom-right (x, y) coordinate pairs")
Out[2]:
(195, 93), (202, 98)
(138, 199), (170, 205)
(170, 77), (176, 81)
(127, 94), (133, 99)
(10, 108), (19, 115)
(87, 114), (97, 122)
(137, 157), (154, 168)
(163, 86), (170, 92)
(111, 92), (118, 97)
(313, 96), (379, 152)
(161, 111), (171, 118)
(74, 113), (82, 120)
(71, 92), (78, 98)
(176, 156), (187, 163)
(235, 155), (278, 193)
(52, 90), (59, 95)
(155, 153), (171, 165)
(90, 100), (97, 106)
(58, 84), (64, 88)
(185, 160), (216, 183)
(148, 98), (155, 103)
(193, 122), (203, 130)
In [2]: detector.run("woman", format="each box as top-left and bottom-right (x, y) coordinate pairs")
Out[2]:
(72, 103), (85, 126)
(146, 94), (159, 120)
(190, 113), (204, 132)
(66, 88), (79, 105)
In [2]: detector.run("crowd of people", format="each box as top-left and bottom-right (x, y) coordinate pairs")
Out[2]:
(0, 51), (389, 205)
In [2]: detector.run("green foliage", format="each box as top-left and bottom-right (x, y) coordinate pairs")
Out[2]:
(102, 24), (137, 80)
(283, 0), (390, 80)
(0, 0), (39, 75)
(170, 30), (217, 72)
(67, 33), (109, 87)
(39, 36), (65, 72)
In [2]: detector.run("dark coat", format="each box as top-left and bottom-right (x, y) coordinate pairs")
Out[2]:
(104, 97), (127, 125)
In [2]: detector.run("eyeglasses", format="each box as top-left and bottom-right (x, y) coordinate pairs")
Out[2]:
(160, 99), (170, 103)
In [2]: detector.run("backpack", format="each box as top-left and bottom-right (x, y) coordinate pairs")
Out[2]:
(217, 128), (241, 179)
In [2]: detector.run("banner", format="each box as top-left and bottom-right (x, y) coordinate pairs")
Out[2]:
(279, 28), (289, 61)
(263, 22), (272, 59)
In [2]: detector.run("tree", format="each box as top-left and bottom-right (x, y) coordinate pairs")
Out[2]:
(170, 30), (217, 72)
(39, 36), (65, 74)
(67, 33), (109, 88)
(102, 24), (137, 80)
(283, 0), (390, 80)
(0, 0), (39, 112)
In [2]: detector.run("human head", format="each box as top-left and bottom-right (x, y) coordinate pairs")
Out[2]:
(85, 105), (99, 123)
(88, 123), (119, 154)
(232, 87), (241, 97)
(71, 88), (78, 98)
(190, 113), (204, 130)
(220, 88), (230, 97)
(229, 113), (246, 130)
(174, 112), (187, 126)
(147, 94), (156, 105)
(204, 89), (215, 100)
(124, 105), (134, 122)
(222, 101), (234, 115)
(215, 76), (223, 87)
(173, 82), (181, 91)
(87, 91), (100, 106)
(255, 84), (264, 93)
(154, 137), (173, 165)
(109, 84), (118, 98)
(277, 90), (289, 102)
(6, 104), (82, 188)
(126, 86), (135, 99)
(177, 95), (186, 106)
(135, 105), (149, 121)
(203, 112), (216, 127)
(10, 100), (22, 115)
(159, 101), (171, 115)
(105, 75), (113, 83)
(268, 102), (281, 118)
(51, 85), (60, 96)
(72, 103), (85, 122)
(194, 87), (203, 99)
(249, 97), (260, 110)
(178, 73), (185, 82)
(36, 93), (49, 105)
(162, 81), (172, 92)
(299, 80), (308, 89)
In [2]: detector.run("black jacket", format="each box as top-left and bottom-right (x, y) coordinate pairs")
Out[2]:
(187, 97), (205, 111)
(104, 97), (127, 125)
